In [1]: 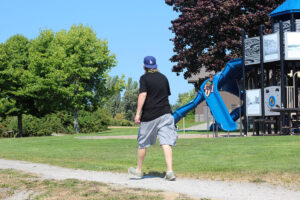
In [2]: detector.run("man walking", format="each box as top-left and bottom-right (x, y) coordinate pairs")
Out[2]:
(128, 56), (177, 181)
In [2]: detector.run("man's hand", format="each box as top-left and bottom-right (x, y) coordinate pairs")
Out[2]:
(134, 114), (141, 124)
(135, 92), (147, 125)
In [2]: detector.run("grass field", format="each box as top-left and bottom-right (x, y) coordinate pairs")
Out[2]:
(99, 127), (139, 136)
(1, 128), (300, 187)
(0, 169), (197, 200)
(176, 118), (204, 129)
(103, 126), (218, 136)
(102, 127), (208, 136)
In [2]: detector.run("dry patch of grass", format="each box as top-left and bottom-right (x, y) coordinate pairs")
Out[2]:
(0, 169), (201, 200)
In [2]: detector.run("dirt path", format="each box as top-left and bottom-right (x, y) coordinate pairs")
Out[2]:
(1, 159), (300, 200)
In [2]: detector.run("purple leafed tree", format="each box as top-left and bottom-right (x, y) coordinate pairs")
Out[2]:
(166, 0), (284, 81)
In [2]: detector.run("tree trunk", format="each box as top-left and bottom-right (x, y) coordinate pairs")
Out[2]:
(18, 114), (23, 137)
(74, 109), (79, 133)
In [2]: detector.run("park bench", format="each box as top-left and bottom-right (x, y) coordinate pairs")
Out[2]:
(5, 130), (14, 138)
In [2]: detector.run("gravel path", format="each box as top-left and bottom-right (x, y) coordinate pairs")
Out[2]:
(1, 159), (300, 200)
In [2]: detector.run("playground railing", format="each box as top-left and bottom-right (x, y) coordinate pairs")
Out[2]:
(286, 86), (295, 108)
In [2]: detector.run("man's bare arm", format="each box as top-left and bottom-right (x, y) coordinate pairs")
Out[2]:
(134, 92), (147, 124)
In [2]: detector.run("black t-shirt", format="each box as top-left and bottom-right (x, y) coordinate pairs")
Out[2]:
(139, 72), (172, 122)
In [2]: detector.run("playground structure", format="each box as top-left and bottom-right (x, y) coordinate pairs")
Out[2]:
(173, 0), (300, 135)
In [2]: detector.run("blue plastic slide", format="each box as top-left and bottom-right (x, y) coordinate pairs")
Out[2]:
(173, 58), (248, 131)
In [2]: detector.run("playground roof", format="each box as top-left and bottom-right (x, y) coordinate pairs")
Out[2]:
(270, 0), (300, 18)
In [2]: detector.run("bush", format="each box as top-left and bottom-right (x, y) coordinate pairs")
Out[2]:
(44, 113), (69, 134)
(78, 108), (110, 133)
(4, 115), (54, 137)
(0, 108), (111, 137)
(0, 122), (7, 137)
(23, 115), (53, 136)
(109, 112), (134, 127)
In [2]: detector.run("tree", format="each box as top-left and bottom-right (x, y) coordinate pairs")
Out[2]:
(121, 78), (139, 121)
(48, 25), (117, 133)
(105, 75), (125, 118)
(0, 25), (117, 135)
(0, 33), (66, 137)
(173, 89), (195, 114)
(165, 0), (284, 83)
(0, 35), (31, 136)
(28, 29), (65, 114)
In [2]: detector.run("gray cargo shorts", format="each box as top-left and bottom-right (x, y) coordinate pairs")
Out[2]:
(138, 113), (178, 149)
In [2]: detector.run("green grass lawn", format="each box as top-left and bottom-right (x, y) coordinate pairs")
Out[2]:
(1, 128), (300, 185)
(98, 127), (139, 136)
(93, 127), (208, 136)
(176, 118), (204, 129)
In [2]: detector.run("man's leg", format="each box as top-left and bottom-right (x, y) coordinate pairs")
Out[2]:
(161, 145), (172, 172)
(136, 148), (146, 172)
(128, 148), (146, 178)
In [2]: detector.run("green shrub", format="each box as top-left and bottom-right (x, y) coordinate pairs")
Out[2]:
(0, 108), (112, 137)
(25, 115), (52, 136)
(0, 115), (51, 137)
(109, 112), (134, 127)
(4, 117), (18, 135)
(78, 108), (110, 133)
(43, 113), (69, 134)
(0, 123), (6, 137)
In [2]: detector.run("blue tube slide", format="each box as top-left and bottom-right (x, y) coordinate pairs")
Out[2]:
(173, 58), (249, 131)
(172, 90), (205, 124)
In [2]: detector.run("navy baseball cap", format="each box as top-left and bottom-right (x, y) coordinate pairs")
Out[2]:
(144, 56), (157, 69)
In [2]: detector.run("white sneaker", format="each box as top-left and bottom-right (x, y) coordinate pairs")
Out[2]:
(165, 171), (176, 181)
(128, 167), (143, 178)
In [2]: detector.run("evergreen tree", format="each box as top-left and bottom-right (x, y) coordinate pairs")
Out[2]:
(0, 35), (31, 136)
(121, 78), (139, 121)
(105, 75), (125, 118)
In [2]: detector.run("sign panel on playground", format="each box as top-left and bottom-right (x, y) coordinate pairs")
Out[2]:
(263, 32), (280, 63)
(246, 89), (262, 117)
(297, 20), (300, 32)
(273, 20), (291, 33)
(245, 32), (280, 65)
(264, 86), (281, 116)
(245, 37), (260, 66)
(285, 32), (300, 60)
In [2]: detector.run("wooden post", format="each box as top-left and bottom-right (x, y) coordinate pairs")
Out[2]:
(279, 21), (287, 134)
(272, 67), (277, 86)
(271, 18), (274, 33)
(17, 114), (22, 137)
(259, 25), (265, 134)
(291, 13), (298, 107)
(183, 117), (186, 135)
(280, 21), (286, 108)
(266, 68), (270, 86)
(254, 67), (258, 88)
(242, 29), (248, 136)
